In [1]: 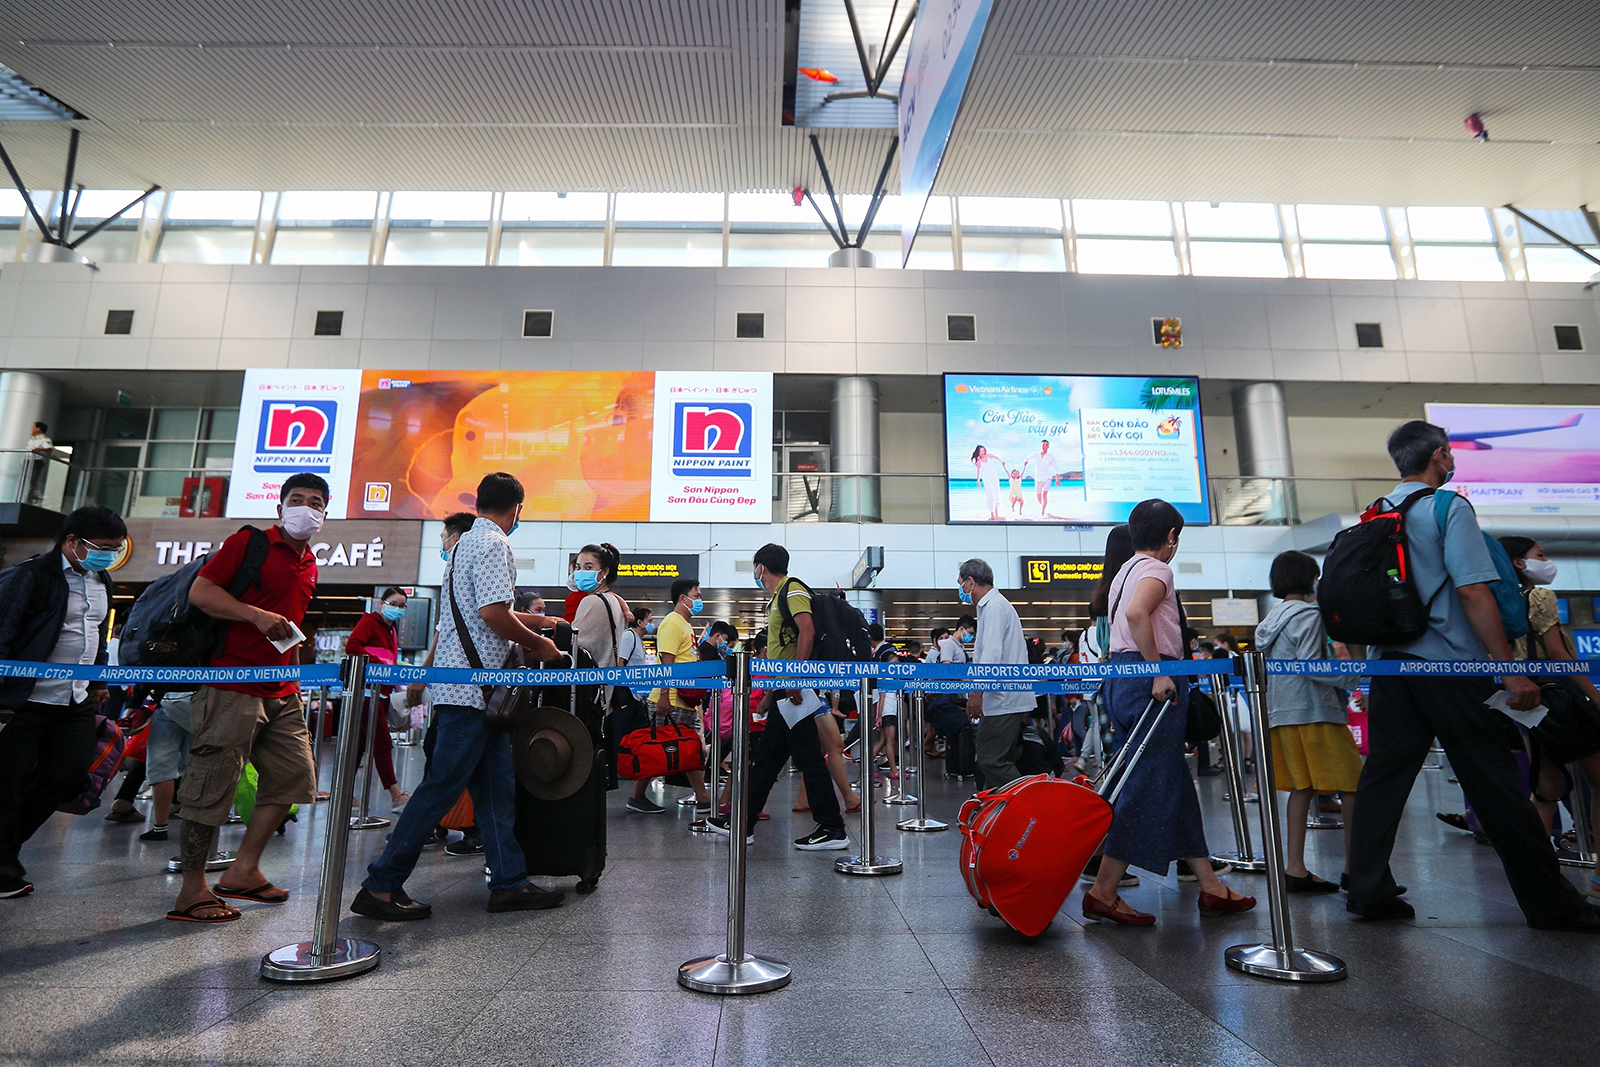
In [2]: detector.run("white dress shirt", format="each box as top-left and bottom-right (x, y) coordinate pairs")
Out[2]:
(973, 587), (1031, 716)
(35, 555), (108, 706)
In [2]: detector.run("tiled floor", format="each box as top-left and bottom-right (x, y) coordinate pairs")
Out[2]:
(4, 747), (1598, 1066)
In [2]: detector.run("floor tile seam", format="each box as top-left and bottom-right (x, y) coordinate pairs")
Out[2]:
(877, 875), (949, 992)
(1429, 924), (1600, 993)
(151, 985), (276, 1056)
(931, 986), (1002, 1067)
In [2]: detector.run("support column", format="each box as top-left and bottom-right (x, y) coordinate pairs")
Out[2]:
(830, 377), (880, 523)
(1230, 382), (1297, 524)
(0, 372), (62, 506)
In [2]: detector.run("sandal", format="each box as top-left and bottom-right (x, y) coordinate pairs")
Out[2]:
(166, 897), (242, 923)
(214, 881), (290, 905)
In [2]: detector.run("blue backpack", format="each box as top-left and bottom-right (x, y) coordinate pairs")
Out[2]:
(1431, 491), (1529, 641)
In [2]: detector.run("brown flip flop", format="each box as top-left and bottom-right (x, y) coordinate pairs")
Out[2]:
(166, 897), (242, 923)
(214, 882), (290, 904)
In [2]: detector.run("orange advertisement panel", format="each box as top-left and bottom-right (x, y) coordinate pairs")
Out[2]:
(348, 370), (655, 520)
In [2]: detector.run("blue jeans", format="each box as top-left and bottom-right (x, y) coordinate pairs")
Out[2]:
(363, 705), (528, 894)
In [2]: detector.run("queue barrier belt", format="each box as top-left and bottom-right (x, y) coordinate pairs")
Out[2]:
(1, 657), (1590, 693)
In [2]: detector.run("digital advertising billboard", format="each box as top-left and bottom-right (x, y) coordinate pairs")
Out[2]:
(226, 369), (773, 523)
(1424, 403), (1600, 511)
(943, 374), (1209, 525)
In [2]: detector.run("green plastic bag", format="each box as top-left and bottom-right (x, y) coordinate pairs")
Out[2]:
(233, 764), (300, 823)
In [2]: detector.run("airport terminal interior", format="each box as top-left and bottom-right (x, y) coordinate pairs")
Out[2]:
(3, 0), (1600, 1064)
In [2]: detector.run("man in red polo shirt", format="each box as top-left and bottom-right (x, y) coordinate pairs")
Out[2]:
(168, 473), (326, 924)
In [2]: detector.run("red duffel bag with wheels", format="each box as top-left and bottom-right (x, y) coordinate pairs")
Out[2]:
(615, 721), (704, 781)
(959, 697), (1175, 937)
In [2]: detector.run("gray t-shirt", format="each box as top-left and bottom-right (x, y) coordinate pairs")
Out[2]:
(432, 517), (518, 709)
(1378, 481), (1500, 662)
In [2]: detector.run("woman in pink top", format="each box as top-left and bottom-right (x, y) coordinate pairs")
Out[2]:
(1082, 499), (1256, 926)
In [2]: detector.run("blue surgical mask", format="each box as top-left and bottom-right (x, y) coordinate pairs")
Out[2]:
(382, 604), (406, 622)
(440, 546), (452, 561)
(957, 586), (973, 604)
(962, 632), (973, 643)
(509, 520), (521, 535)
(80, 548), (118, 572)
(645, 622), (658, 635)
(690, 598), (704, 616)
(753, 573), (765, 590)
(573, 570), (600, 592)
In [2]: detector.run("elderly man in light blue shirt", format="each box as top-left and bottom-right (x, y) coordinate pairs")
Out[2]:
(959, 558), (1031, 790)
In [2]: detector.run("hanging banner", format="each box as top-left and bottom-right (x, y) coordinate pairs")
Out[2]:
(897, 0), (998, 265)
(227, 369), (773, 523)
(225, 369), (362, 519)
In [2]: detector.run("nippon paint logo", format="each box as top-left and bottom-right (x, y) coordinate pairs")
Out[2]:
(672, 402), (753, 477)
(254, 400), (339, 472)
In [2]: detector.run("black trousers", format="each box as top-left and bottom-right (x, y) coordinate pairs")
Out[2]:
(1350, 666), (1584, 922)
(0, 701), (97, 880)
(744, 705), (844, 836)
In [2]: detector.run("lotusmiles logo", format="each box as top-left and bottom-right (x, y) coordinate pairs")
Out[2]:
(255, 400), (339, 472)
(674, 402), (753, 477)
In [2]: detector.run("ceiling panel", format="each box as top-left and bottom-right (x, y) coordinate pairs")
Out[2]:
(0, 0), (1593, 206)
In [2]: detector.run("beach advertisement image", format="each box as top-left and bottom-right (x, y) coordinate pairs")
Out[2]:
(227, 368), (773, 523)
(943, 374), (1209, 525)
(1425, 402), (1600, 510)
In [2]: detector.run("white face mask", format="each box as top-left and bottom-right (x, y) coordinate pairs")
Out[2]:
(280, 504), (325, 540)
(1522, 558), (1557, 585)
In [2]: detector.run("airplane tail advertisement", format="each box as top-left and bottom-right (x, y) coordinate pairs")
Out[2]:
(1425, 403), (1600, 510)
(226, 369), (772, 522)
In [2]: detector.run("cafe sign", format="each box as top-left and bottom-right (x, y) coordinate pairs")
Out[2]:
(111, 518), (422, 584)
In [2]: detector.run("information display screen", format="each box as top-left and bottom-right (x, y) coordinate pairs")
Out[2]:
(1425, 403), (1600, 511)
(943, 374), (1209, 525)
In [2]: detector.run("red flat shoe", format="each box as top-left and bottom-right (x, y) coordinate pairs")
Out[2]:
(1198, 888), (1257, 916)
(1081, 892), (1155, 926)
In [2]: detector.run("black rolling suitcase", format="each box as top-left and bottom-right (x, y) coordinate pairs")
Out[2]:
(513, 643), (608, 894)
(945, 722), (977, 780)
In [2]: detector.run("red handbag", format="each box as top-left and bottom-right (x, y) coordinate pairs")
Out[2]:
(615, 721), (704, 781)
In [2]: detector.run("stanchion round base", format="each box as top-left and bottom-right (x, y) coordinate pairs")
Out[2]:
(677, 796), (698, 808)
(261, 938), (381, 983)
(1211, 851), (1269, 873)
(349, 815), (391, 830)
(835, 855), (904, 875)
(1225, 943), (1347, 982)
(678, 952), (791, 995)
(1559, 854), (1597, 869)
(1306, 815), (1344, 830)
(885, 795), (918, 806)
(688, 820), (715, 834)
(897, 817), (948, 833)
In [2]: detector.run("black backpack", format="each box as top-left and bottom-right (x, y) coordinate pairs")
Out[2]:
(120, 526), (271, 668)
(1318, 491), (1440, 647)
(775, 577), (874, 662)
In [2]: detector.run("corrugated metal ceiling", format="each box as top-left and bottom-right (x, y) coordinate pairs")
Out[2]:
(0, 0), (1594, 205)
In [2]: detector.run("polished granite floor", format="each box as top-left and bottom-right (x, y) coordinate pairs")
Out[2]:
(3, 743), (1599, 1067)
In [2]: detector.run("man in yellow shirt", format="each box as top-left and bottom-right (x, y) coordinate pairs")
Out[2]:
(630, 578), (711, 815)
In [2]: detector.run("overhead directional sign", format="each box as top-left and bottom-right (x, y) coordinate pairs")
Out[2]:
(897, 0), (998, 265)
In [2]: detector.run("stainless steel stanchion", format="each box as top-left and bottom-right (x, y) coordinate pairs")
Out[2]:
(1211, 673), (1267, 873)
(262, 655), (381, 982)
(838, 677), (903, 875)
(312, 685), (330, 801)
(898, 689), (947, 833)
(350, 685), (390, 831)
(883, 686), (917, 806)
(680, 651), (790, 994)
(1559, 763), (1596, 869)
(1225, 652), (1347, 983)
(690, 685), (722, 835)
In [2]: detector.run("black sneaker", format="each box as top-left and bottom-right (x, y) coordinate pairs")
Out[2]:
(445, 836), (484, 857)
(487, 884), (565, 912)
(139, 826), (169, 842)
(704, 816), (754, 844)
(794, 827), (849, 851)
(1177, 859), (1233, 882)
(626, 797), (666, 815)
(0, 875), (34, 898)
(1078, 855), (1139, 888)
(1347, 896), (1416, 921)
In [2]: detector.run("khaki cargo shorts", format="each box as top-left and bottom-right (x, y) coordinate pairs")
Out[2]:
(175, 686), (315, 826)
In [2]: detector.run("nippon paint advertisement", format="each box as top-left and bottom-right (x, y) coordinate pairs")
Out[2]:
(1424, 403), (1600, 511)
(226, 369), (773, 523)
(943, 374), (1210, 525)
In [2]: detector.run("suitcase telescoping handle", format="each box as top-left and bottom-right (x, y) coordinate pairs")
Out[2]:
(1093, 698), (1175, 806)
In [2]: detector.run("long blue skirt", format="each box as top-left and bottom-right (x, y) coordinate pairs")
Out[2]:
(1100, 652), (1209, 875)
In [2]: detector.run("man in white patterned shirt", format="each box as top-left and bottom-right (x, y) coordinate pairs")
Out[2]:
(959, 558), (1031, 791)
(354, 473), (562, 921)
